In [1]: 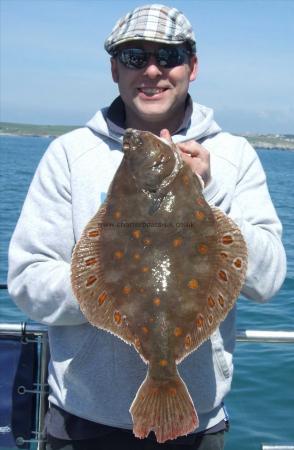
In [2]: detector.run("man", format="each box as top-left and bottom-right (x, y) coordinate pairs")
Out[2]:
(8, 4), (286, 450)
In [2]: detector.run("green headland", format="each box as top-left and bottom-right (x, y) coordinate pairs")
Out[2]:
(1, 122), (293, 150)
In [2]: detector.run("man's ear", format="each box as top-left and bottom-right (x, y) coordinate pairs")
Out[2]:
(111, 57), (119, 83)
(189, 55), (198, 82)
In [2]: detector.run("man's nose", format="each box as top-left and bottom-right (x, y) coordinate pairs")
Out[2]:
(143, 56), (163, 78)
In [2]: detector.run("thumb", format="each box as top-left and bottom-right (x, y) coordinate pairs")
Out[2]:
(160, 128), (173, 144)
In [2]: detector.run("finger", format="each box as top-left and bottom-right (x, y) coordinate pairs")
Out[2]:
(180, 152), (193, 163)
(178, 144), (201, 157)
(160, 128), (173, 144)
(177, 141), (200, 154)
(178, 142), (209, 159)
(180, 152), (201, 167)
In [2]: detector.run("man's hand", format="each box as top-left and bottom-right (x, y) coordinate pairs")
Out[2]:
(160, 129), (211, 187)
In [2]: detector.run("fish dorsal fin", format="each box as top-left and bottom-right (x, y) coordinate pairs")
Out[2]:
(71, 203), (134, 345)
(176, 207), (248, 362)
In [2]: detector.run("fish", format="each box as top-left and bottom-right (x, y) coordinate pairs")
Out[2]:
(71, 129), (248, 443)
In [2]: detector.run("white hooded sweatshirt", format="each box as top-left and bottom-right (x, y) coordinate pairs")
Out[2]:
(8, 97), (286, 433)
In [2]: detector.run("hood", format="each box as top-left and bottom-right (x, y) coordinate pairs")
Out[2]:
(86, 96), (221, 146)
(173, 98), (221, 144)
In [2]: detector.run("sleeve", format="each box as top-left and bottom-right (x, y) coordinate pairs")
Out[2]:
(7, 138), (87, 326)
(227, 140), (286, 302)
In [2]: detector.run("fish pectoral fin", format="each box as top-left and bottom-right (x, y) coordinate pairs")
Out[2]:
(130, 369), (199, 443)
(71, 203), (133, 345)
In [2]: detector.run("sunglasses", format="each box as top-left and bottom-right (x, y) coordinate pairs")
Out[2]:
(114, 47), (191, 70)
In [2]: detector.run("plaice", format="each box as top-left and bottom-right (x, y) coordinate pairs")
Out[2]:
(71, 129), (248, 443)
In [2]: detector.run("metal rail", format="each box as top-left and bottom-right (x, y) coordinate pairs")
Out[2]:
(236, 329), (294, 343)
(262, 446), (294, 450)
(1, 322), (294, 343)
(0, 322), (48, 335)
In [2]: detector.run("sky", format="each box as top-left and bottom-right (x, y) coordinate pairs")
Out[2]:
(1, 0), (294, 134)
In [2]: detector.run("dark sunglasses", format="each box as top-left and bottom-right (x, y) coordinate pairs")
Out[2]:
(114, 47), (192, 70)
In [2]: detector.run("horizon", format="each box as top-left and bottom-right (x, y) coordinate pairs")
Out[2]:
(1, 0), (294, 134)
(1, 121), (293, 138)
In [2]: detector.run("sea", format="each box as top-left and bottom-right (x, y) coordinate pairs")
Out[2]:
(0, 135), (293, 449)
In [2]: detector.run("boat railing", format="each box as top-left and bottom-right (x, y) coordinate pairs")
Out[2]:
(261, 446), (294, 450)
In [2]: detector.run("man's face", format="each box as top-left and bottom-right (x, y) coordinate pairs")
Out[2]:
(111, 41), (198, 134)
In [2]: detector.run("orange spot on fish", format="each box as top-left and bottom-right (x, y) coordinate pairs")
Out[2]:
(132, 230), (141, 239)
(139, 287), (145, 293)
(141, 266), (149, 273)
(133, 252), (141, 261)
(174, 327), (183, 337)
(159, 359), (168, 367)
(233, 258), (243, 269)
(182, 175), (189, 185)
(143, 237), (152, 246)
(114, 250), (124, 260)
(113, 211), (121, 220)
(198, 243), (208, 255)
(87, 229), (100, 238)
(85, 275), (97, 287)
(196, 197), (206, 207)
(222, 235), (233, 245)
(134, 337), (141, 350)
(173, 238), (183, 248)
(153, 297), (161, 306)
(123, 285), (132, 295)
(185, 335), (192, 349)
(196, 313), (205, 328)
(141, 326), (149, 334)
(114, 311), (122, 325)
(168, 387), (177, 396)
(208, 296), (215, 308)
(219, 270), (228, 282)
(98, 291), (107, 305)
(85, 257), (98, 266)
(188, 279), (199, 289)
(218, 294), (225, 307)
(125, 329), (133, 341)
(195, 210), (205, 221)
(151, 387), (159, 395)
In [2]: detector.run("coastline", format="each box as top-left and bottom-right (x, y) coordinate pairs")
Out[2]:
(0, 122), (77, 139)
(1, 122), (293, 151)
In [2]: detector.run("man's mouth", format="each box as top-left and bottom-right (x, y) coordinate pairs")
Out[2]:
(138, 87), (168, 97)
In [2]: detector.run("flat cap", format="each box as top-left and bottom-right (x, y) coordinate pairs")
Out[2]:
(104, 4), (196, 54)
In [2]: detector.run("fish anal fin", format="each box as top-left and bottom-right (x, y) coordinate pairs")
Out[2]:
(130, 369), (198, 443)
(71, 203), (134, 345)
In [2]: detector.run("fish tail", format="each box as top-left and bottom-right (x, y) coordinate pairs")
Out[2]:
(130, 371), (199, 443)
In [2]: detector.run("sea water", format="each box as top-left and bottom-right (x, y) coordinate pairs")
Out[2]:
(0, 135), (293, 449)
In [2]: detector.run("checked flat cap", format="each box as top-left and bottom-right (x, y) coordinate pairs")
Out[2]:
(104, 4), (196, 54)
